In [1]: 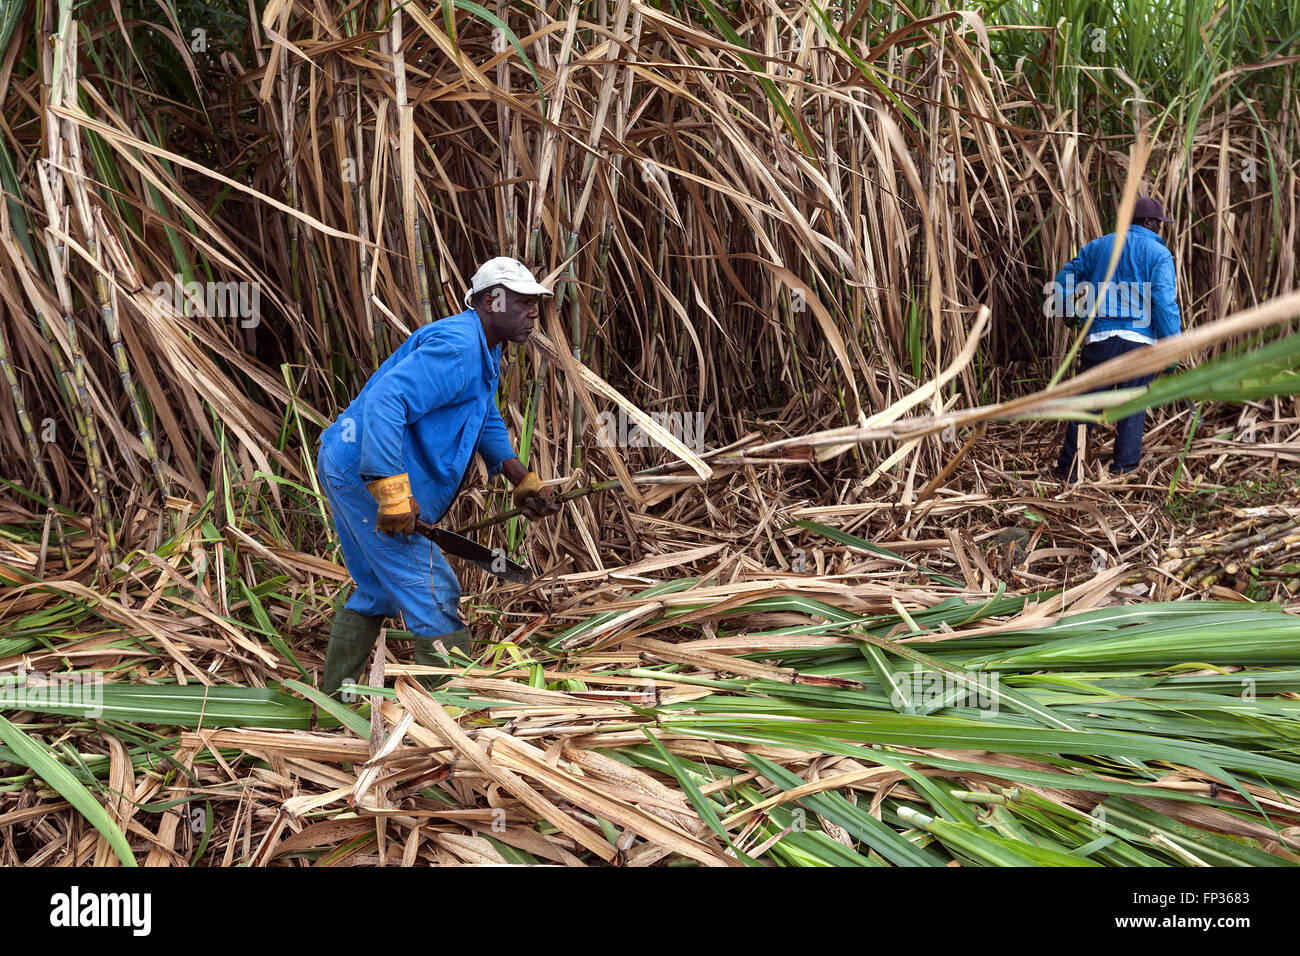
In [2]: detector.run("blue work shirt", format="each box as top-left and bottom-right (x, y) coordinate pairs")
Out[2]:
(320, 309), (517, 523)
(1050, 224), (1181, 341)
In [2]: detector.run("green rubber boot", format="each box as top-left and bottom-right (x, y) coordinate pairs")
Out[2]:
(411, 627), (473, 691)
(322, 608), (384, 698)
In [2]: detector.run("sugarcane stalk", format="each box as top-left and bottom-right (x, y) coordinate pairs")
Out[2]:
(90, 246), (169, 499)
(36, 1), (115, 560)
(64, 313), (116, 559)
(781, 281), (814, 423)
(304, 238), (337, 363)
(0, 323), (71, 565)
(1164, 517), (1300, 587)
(1212, 519), (1299, 553)
(1193, 568), (1220, 590)
(388, 0), (420, 300)
(63, 16), (171, 523)
(419, 207), (448, 318)
(65, 93), (170, 507)
(415, 208), (433, 325)
(951, 788), (1020, 805)
(566, 227), (582, 470)
(282, 50), (302, 323)
(379, 203), (404, 336)
(31, 307), (87, 448)
(496, 1), (516, 259)
(349, 73), (378, 370)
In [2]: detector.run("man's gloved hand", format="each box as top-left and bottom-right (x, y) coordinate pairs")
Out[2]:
(366, 473), (420, 535)
(512, 471), (561, 521)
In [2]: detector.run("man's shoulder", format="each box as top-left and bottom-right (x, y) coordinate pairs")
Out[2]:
(412, 310), (480, 354)
(1132, 228), (1173, 262)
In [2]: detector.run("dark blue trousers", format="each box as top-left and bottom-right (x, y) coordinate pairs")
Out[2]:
(1057, 336), (1155, 474)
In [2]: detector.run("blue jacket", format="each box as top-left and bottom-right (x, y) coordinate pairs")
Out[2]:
(320, 309), (517, 522)
(1051, 224), (1181, 340)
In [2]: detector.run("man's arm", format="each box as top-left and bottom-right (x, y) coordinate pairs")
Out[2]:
(501, 456), (561, 519)
(1050, 241), (1094, 326)
(475, 399), (559, 519)
(500, 457), (529, 486)
(1150, 251), (1181, 341)
(476, 399), (516, 479)
(1055, 239), (1094, 289)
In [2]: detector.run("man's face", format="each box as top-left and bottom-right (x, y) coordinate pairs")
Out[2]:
(478, 286), (540, 344)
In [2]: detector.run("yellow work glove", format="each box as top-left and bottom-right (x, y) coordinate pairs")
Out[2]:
(366, 473), (420, 535)
(512, 471), (560, 520)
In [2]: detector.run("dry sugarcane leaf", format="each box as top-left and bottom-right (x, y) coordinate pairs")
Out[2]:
(393, 678), (618, 862)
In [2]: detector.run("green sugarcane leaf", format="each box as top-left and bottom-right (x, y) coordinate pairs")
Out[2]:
(282, 679), (372, 737)
(0, 680), (320, 729)
(0, 713), (136, 866)
(641, 727), (760, 866)
(238, 581), (310, 681)
(695, 0), (819, 164)
(746, 753), (938, 866)
(785, 519), (966, 587)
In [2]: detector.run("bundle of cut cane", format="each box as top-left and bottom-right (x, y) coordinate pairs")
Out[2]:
(1162, 507), (1300, 592)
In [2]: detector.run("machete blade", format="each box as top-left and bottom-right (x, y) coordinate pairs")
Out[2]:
(414, 520), (534, 583)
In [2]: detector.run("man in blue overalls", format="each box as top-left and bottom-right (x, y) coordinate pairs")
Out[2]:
(316, 257), (561, 695)
(1049, 197), (1183, 479)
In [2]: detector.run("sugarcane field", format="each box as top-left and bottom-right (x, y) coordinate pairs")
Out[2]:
(3, 0), (1300, 897)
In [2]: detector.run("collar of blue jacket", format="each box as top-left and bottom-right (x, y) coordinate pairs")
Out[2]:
(1126, 223), (1163, 243)
(319, 309), (518, 523)
(468, 306), (502, 381)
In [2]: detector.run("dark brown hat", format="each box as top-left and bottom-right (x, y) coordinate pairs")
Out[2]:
(1133, 197), (1174, 223)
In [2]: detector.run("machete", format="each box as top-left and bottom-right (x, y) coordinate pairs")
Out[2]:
(413, 518), (533, 583)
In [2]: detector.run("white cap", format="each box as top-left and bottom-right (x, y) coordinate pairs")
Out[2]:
(464, 257), (553, 308)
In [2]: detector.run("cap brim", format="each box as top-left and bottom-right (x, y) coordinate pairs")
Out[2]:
(501, 279), (554, 297)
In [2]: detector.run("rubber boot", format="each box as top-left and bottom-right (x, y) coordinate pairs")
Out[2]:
(410, 627), (473, 691)
(322, 608), (384, 698)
